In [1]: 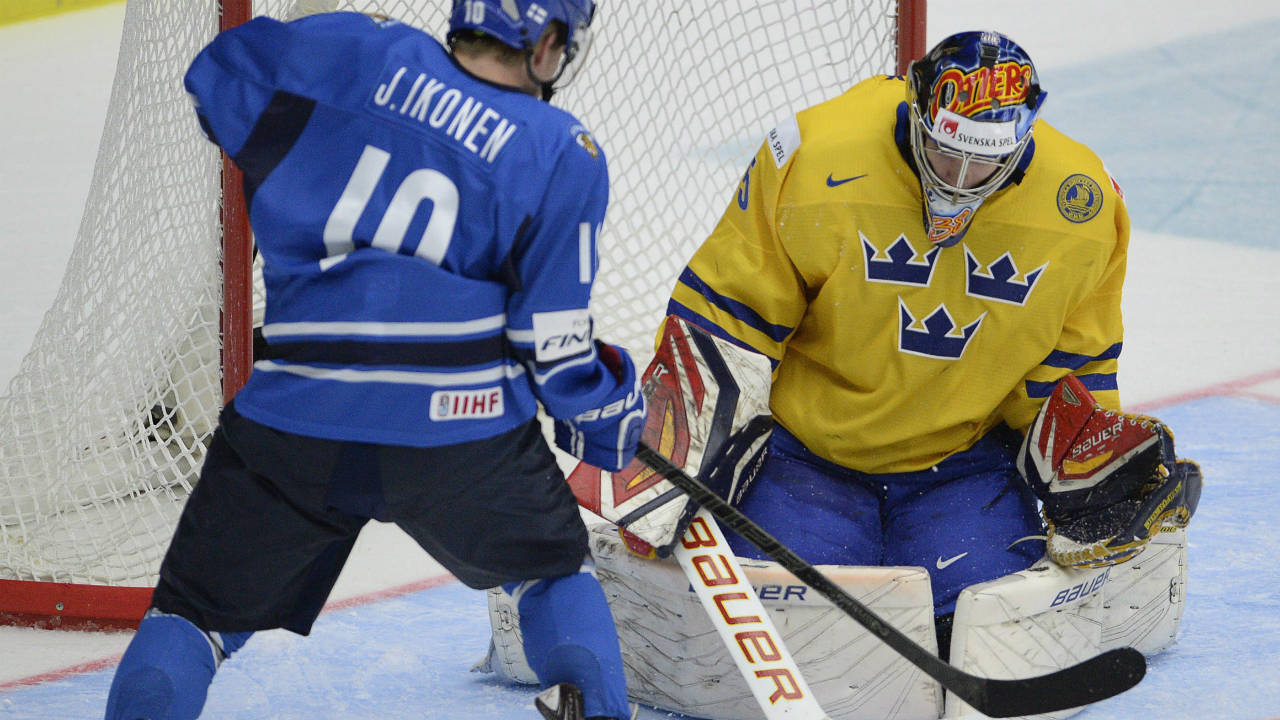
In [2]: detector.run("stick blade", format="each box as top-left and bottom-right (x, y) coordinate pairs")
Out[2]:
(965, 647), (1147, 718)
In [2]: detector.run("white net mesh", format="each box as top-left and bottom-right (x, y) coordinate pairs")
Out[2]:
(0, 0), (901, 589)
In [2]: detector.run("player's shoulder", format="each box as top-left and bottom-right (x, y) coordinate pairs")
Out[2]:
(762, 75), (901, 173)
(211, 12), (436, 97)
(240, 11), (413, 49)
(1029, 119), (1107, 171)
(1025, 119), (1127, 222)
(511, 102), (608, 176)
(801, 75), (904, 130)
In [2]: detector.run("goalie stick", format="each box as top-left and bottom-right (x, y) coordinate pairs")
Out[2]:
(635, 442), (1147, 718)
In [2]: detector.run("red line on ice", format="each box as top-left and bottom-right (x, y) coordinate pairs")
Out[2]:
(1127, 367), (1280, 411)
(0, 573), (456, 693)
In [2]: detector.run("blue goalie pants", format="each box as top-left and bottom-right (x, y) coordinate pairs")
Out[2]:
(725, 424), (1045, 617)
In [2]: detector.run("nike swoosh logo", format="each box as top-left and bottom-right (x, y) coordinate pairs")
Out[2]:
(936, 552), (969, 570)
(826, 173), (867, 187)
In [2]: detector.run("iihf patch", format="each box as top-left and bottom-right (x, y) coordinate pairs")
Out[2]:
(1056, 174), (1104, 223)
(429, 387), (504, 420)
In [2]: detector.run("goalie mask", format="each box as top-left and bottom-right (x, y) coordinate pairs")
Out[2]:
(447, 0), (596, 96)
(907, 31), (1046, 247)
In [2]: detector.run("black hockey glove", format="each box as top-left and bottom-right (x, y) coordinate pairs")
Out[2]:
(1017, 375), (1203, 568)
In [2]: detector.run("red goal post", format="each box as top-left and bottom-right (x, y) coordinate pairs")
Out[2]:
(0, 0), (926, 630)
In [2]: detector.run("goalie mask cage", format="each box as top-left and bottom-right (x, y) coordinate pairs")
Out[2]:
(0, 0), (926, 629)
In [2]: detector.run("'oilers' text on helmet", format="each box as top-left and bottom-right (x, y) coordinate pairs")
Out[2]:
(907, 31), (1046, 218)
(448, 0), (596, 90)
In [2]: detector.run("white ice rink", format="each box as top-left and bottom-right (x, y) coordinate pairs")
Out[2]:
(1, 2), (1279, 718)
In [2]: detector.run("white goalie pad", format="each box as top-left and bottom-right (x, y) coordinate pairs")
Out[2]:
(946, 559), (1111, 720)
(567, 316), (774, 553)
(497, 524), (945, 720)
(946, 530), (1188, 719)
(471, 582), (538, 685)
(478, 528), (1190, 720)
(594, 526), (944, 720)
(1099, 527), (1188, 655)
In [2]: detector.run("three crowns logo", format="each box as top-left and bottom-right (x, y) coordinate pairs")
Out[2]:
(898, 300), (986, 360)
(862, 232), (941, 286)
(858, 235), (1046, 360)
(965, 247), (1047, 305)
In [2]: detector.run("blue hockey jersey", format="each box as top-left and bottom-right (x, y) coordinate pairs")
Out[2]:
(185, 12), (622, 447)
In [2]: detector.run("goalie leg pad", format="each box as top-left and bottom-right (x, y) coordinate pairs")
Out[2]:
(947, 558), (1110, 720)
(474, 586), (539, 685)
(1100, 527), (1189, 655)
(593, 524), (944, 720)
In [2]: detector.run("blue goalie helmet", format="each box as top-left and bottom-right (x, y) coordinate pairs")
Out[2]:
(907, 31), (1047, 245)
(448, 0), (596, 90)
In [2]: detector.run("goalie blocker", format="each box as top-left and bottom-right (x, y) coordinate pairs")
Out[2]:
(566, 316), (774, 556)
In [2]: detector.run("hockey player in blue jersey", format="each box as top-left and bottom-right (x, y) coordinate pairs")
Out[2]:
(104, 2), (641, 719)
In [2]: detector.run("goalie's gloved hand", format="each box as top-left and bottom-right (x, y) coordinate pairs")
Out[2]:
(553, 341), (646, 472)
(1017, 375), (1203, 568)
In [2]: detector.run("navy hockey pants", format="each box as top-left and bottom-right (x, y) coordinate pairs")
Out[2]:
(725, 424), (1045, 616)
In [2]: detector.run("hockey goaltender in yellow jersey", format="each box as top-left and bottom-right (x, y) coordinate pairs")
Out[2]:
(483, 32), (1203, 720)
(669, 73), (1130, 474)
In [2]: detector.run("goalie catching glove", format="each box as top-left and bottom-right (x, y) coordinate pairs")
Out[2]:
(552, 340), (646, 472)
(1018, 375), (1202, 568)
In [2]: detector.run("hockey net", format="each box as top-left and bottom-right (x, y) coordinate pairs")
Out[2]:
(0, 0), (925, 627)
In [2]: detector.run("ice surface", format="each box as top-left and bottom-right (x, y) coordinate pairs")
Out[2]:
(1, 2), (1277, 718)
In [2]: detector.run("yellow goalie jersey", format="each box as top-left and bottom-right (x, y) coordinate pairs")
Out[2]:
(668, 76), (1130, 473)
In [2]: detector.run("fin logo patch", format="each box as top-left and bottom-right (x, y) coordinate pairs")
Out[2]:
(571, 124), (599, 159)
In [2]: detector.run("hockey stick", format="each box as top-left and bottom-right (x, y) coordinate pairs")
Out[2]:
(636, 442), (1147, 718)
(672, 507), (830, 719)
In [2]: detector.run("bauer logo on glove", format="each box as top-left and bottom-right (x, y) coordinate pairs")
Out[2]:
(1017, 375), (1203, 568)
